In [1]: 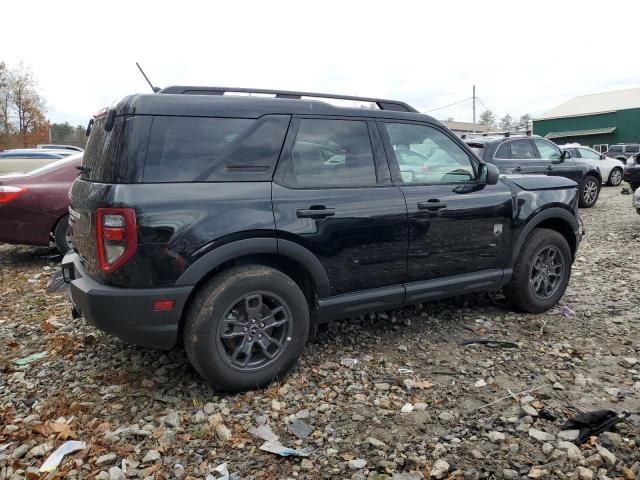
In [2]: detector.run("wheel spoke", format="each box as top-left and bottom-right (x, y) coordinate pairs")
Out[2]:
(231, 338), (254, 367)
(257, 335), (279, 359)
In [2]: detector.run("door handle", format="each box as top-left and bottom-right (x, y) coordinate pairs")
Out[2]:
(296, 207), (335, 219)
(547, 165), (553, 170)
(513, 166), (522, 173)
(417, 200), (447, 211)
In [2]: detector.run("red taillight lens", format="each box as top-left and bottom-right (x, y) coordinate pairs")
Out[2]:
(96, 208), (137, 273)
(0, 186), (28, 203)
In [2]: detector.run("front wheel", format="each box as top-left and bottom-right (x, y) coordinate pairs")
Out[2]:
(504, 228), (572, 313)
(579, 175), (600, 208)
(608, 168), (623, 186)
(183, 265), (309, 392)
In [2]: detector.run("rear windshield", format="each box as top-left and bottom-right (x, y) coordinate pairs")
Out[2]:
(81, 114), (290, 183)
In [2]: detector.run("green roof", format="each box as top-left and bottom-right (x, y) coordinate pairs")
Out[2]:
(545, 127), (617, 139)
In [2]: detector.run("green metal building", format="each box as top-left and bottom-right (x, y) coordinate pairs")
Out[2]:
(533, 87), (640, 152)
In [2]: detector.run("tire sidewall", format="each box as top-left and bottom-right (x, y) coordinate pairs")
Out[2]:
(608, 168), (622, 186)
(186, 267), (309, 392)
(580, 176), (600, 208)
(516, 231), (571, 312)
(53, 214), (72, 254)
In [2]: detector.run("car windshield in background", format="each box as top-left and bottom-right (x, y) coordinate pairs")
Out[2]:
(25, 153), (82, 176)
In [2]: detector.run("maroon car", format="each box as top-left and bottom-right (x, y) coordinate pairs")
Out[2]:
(0, 153), (82, 253)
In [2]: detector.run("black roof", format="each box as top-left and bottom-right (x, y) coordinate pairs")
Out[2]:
(115, 91), (436, 123)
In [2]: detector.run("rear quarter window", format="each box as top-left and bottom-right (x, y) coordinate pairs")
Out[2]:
(142, 115), (290, 182)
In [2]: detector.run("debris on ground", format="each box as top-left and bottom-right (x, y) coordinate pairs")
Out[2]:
(39, 440), (87, 472)
(15, 350), (48, 365)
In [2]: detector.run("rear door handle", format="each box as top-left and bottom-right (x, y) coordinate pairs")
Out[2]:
(417, 200), (447, 211)
(513, 166), (522, 173)
(547, 165), (554, 170)
(296, 207), (335, 219)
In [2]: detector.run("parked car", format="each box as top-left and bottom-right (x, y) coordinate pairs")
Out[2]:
(624, 153), (640, 191)
(37, 144), (84, 152)
(0, 149), (73, 174)
(0, 153), (82, 253)
(465, 134), (602, 208)
(61, 87), (582, 392)
(634, 183), (640, 214)
(606, 144), (640, 164)
(559, 144), (625, 186)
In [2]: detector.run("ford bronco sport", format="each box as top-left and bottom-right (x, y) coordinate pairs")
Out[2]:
(62, 87), (582, 392)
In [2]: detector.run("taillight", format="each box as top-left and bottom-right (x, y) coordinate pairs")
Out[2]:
(0, 186), (27, 203)
(96, 208), (137, 273)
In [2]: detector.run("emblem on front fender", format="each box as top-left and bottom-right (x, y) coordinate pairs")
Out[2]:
(494, 223), (503, 236)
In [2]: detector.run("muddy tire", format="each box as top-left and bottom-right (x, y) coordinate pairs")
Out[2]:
(504, 228), (571, 313)
(579, 175), (600, 208)
(183, 265), (309, 392)
(53, 214), (73, 254)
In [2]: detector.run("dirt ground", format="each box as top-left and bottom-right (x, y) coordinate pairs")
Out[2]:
(1, 186), (639, 480)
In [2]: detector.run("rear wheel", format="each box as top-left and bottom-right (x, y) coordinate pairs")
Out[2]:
(183, 265), (310, 392)
(579, 175), (600, 208)
(504, 228), (571, 313)
(53, 214), (73, 254)
(608, 168), (623, 186)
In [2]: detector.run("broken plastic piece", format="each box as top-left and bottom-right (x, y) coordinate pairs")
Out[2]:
(39, 440), (87, 472)
(340, 358), (359, 367)
(460, 339), (518, 349)
(46, 268), (68, 293)
(560, 305), (575, 318)
(212, 462), (229, 480)
(259, 441), (312, 457)
(248, 424), (279, 443)
(16, 351), (48, 365)
(287, 419), (313, 439)
(561, 410), (624, 444)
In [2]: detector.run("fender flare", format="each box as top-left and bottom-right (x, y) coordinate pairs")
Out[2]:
(175, 238), (331, 298)
(510, 207), (578, 266)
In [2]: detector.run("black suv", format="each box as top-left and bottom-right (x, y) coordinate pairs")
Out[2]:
(464, 134), (602, 208)
(62, 87), (582, 392)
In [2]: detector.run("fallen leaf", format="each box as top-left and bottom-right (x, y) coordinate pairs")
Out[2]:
(415, 380), (434, 390)
(341, 453), (354, 461)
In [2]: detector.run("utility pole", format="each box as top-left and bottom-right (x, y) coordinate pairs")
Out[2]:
(472, 85), (476, 124)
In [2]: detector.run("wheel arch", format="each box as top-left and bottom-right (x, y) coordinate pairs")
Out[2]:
(510, 208), (579, 267)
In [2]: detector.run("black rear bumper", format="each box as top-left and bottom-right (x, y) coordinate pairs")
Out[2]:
(62, 252), (192, 349)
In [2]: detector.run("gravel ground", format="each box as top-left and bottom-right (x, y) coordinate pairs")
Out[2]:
(1, 186), (639, 480)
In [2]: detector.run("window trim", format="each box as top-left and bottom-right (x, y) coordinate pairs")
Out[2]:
(377, 120), (480, 186)
(273, 116), (382, 190)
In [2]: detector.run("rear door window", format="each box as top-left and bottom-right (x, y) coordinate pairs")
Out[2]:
(494, 142), (510, 159)
(509, 140), (537, 159)
(608, 145), (623, 154)
(143, 115), (289, 182)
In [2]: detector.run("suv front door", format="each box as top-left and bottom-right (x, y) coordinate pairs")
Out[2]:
(272, 117), (407, 300)
(533, 138), (581, 182)
(379, 121), (513, 300)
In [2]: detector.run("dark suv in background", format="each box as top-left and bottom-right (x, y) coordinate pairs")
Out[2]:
(607, 144), (640, 164)
(464, 134), (602, 208)
(62, 87), (582, 392)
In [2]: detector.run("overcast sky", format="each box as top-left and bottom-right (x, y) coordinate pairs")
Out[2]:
(2, 0), (638, 126)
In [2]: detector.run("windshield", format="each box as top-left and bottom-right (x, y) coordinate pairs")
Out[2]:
(25, 153), (82, 175)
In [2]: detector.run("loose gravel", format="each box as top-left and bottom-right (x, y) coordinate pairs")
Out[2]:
(1, 186), (639, 479)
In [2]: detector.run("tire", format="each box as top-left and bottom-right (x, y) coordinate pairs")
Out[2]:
(578, 175), (600, 208)
(53, 214), (73, 254)
(608, 168), (623, 186)
(631, 183), (640, 192)
(504, 228), (571, 313)
(183, 265), (310, 392)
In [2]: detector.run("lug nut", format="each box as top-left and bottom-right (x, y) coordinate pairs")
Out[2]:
(243, 327), (248, 332)
(257, 334), (263, 339)
(259, 323), (265, 328)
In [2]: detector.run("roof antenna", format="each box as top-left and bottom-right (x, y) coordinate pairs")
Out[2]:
(136, 62), (161, 93)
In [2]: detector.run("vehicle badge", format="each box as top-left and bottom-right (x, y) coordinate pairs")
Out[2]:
(494, 223), (503, 236)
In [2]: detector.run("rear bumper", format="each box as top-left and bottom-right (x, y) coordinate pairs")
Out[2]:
(62, 252), (192, 349)
(623, 166), (640, 184)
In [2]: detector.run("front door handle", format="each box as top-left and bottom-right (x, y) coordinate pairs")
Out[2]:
(513, 166), (522, 173)
(547, 165), (553, 170)
(417, 200), (447, 211)
(296, 207), (336, 219)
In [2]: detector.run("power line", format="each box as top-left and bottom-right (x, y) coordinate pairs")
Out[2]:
(424, 97), (473, 113)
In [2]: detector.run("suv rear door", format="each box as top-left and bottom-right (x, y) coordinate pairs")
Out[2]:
(272, 117), (407, 300)
(378, 121), (513, 299)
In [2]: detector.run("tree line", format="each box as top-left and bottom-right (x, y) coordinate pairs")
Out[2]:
(478, 110), (532, 132)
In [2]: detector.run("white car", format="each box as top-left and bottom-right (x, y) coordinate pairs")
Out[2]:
(559, 144), (625, 186)
(634, 185), (640, 214)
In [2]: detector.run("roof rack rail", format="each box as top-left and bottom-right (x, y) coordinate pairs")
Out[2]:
(461, 129), (532, 139)
(157, 85), (418, 113)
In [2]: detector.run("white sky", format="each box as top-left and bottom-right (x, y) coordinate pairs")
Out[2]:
(1, 0), (638, 126)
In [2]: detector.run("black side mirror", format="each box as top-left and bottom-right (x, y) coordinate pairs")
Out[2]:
(599, 153), (605, 160)
(559, 150), (570, 161)
(479, 163), (500, 185)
